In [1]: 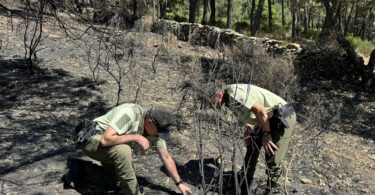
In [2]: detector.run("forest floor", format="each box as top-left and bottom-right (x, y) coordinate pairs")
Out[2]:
(0, 7), (374, 195)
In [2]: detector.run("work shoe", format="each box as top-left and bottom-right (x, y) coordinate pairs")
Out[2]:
(62, 158), (87, 189)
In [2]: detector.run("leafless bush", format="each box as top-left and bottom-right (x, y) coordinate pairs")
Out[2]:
(21, 0), (47, 73)
(35, 0), (142, 106)
(85, 32), (136, 105)
(187, 41), (299, 104)
(178, 39), (303, 194)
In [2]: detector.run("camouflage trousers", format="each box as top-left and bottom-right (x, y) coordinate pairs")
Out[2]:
(80, 134), (141, 195)
(241, 113), (297, 194)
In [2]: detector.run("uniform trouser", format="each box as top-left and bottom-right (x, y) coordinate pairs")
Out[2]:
(241, 113), (297, 193)
(80, 134), (140, 195)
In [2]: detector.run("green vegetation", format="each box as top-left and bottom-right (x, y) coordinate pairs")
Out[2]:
(302, 29), (320, 40)
(346, 35), (375, 57)
(166, 1), (188, 22)
(159, 0), (374, 46)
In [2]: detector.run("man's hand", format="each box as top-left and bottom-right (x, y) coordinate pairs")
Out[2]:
(244, 124), (254, 146)
(262, 134), (278, 156)
(136, 135), (150, 152)
(178, 183), (192, 195)
(158, 149), (192, 195)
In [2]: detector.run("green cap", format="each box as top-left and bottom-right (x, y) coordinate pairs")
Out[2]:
(149, 107), (176, 133)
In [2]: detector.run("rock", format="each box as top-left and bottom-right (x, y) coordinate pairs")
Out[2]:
(360, 188), (370, 193)
(151, 19), (301, 53)
(286, 43), (301, 50)
(369, 154), (375, 160)
(300, 177), (313, 184)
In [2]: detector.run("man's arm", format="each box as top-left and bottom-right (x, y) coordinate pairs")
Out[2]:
(158, 149), (192, 195)
(100, 126), (150, 151)
(250, 103), (278, 155)
(250, 103), (270, 133)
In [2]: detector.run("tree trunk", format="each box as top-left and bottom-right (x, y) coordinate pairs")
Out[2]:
(337, 2), (342, 34)
(316, 14), (320, 29)
(159, 0), (166, 19)
(227, 0), (233, 28)
(303, 6), (308, 33)
(361, 16), (366, 40)
(344, 0), (356, 36)
(152, 0), (156, 20)
(368, 49), (375, 74)
(281, 0), (285, 26)
(250, 0), (256, 29)
(268, 0), (272, 31)
(364, 49), (375, 89)
(189, 0), (196, 23)
(209, 0), (215, 25)
(251, 0), (265, 36)
(202, 0), (208, 24)
(319, 0), (340, 41)
(368, 9), (375, 41)
(308, 7), (311, 28)
(361, 6), (373, 40)
(352, 5), (359, 36)
(362, 49), (375, 90)
(291, 0), (298, 38)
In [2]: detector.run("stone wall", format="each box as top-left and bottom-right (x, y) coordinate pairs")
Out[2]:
(151, 19), (302, 54)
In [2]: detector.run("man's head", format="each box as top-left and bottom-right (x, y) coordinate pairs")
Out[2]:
(203, 81), (225, 108)
(144, 107), (176, 139)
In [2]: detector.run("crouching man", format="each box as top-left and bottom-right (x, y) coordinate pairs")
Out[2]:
(76, 103), (192, 195)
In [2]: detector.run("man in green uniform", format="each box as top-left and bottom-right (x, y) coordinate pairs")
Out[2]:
(204, 82), (296, 194)
(77, 103), (192, 195)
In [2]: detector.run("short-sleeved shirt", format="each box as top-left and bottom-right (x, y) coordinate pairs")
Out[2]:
(224, 84), (287, 125)
(93, 103), (167, 150)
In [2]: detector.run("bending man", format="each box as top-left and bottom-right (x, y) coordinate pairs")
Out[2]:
(204, 82), (296, 194)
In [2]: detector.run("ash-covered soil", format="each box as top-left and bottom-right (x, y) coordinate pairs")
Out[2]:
(0, 9), (374, 195)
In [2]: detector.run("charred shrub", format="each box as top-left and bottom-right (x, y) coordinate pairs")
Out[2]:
(203, 41), (299, 101)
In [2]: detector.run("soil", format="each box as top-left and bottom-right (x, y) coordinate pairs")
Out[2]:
(0, 6), (374, 195)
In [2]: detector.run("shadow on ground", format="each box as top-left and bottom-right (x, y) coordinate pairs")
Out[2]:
(0, 57), (107, 193)
(62, 158), (181, 195)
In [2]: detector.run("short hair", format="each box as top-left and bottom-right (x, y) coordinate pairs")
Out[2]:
(204, 81), (225, 98)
